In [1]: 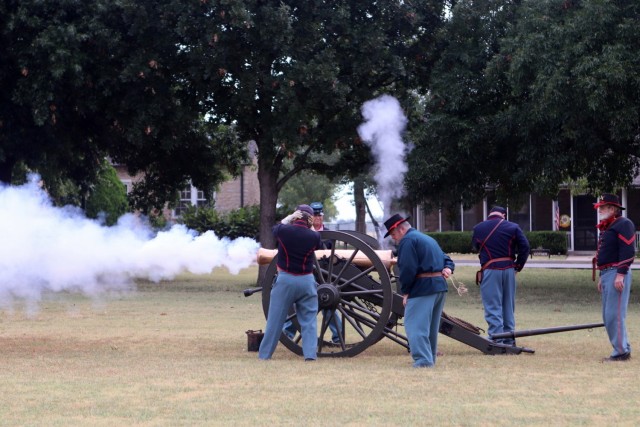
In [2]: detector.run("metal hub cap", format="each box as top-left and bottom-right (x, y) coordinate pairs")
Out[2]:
(317, 283), (340, 310)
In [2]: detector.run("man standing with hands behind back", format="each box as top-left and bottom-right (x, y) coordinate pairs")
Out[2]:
(472, 206), (529, 347)
(384, 213), (454, 368)
(593, 194), (635, 362)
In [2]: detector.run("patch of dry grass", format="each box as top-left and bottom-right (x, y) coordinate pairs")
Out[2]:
(0, 266), (638, 426)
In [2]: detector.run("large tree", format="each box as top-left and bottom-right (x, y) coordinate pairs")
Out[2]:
(407, 0), (640, 209)
(0, 0), (247, 210)
(500, 0), (640, 193)
(193, 1), (450, 249)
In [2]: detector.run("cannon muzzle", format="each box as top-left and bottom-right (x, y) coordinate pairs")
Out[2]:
(243, 287), (263, 297)
(256, 247), (396, 268)
(490, 322), (604, 340)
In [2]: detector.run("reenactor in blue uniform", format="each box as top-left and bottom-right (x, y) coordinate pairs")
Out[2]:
(593, 194), (635, 362)
(384, 214), (454, 368)
(282, 201), (342, 345)
(259, 205), (323, 361)
(472, 206), (530, 346)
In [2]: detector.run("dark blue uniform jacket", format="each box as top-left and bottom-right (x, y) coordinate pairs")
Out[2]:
(472, 215), (530, 271)
(273, 220), (322, 275)
(596, 216), (636, 275)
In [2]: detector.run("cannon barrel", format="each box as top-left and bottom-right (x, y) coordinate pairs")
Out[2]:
(490, 322), (604, 340)
(256, 247), (396, 268)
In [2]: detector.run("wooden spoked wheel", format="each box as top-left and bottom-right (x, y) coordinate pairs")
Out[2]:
(261, 231), (393, 357)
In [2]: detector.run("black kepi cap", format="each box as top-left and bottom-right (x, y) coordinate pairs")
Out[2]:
(310, 202), (324, 216)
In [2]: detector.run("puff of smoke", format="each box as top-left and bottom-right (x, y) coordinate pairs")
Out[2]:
(357, 94), (411, 218)
(0, 175), (259, 310)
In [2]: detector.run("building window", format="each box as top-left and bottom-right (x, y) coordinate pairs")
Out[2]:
(121, 180), (132, 194)
(175, 184), (208, 216)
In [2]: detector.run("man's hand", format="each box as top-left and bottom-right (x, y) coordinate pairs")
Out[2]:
(402, 294), (408, 307)
(442, 267), (452, 279)
(597, 278), (602, 293)
(614, 273), (625, 292)
(281, 210), (303, 224)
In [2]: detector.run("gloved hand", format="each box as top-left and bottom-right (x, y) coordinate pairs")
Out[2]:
(281, 210), (303, 224)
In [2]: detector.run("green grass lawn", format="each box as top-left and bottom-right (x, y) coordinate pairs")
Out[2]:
(0, 266), (638, 426)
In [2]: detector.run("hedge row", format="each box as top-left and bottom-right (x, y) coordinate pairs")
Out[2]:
(179, 205), (569, 255)
(425, 231), (568, 255)
(179, 205), (261, 240)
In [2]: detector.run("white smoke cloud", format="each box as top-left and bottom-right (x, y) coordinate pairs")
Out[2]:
(357, 94), (411, 219)
(0, 175), (259, 310)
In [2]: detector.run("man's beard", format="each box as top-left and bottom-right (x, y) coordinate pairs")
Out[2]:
(599, 211), (613, 221)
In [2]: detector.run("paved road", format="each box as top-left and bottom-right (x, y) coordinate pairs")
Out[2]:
(452, 257), (639, 270)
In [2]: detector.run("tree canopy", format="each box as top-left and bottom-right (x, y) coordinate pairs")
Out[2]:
(194, 0), (450, 247)
(4, 0), (637, 242)
(1, 0), (451, 238)
(0, 0), (247, 210)
(407, 0), (640, 210)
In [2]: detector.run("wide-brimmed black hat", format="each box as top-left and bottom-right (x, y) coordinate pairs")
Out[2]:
(383, 213), (411, 238)
(593, 194), (625, 210)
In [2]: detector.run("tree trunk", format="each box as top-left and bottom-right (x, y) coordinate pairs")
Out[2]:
(354, 178), (367, 234)
(256, 153), (279, 286)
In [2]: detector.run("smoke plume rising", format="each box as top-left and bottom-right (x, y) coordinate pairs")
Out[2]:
(0, 175), (259, 311)
(357, 94), (411, 220)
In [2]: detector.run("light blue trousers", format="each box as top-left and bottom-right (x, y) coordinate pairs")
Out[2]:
(259, 272), (318, 360)
(258, 271), (318, 359)
(480, 268), (517, 345)
(283, 310), (342, 342)
(404, 292), (446, 368)
(600, 269), (632, 357)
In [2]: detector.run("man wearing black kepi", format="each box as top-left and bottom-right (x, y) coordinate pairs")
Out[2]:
(472, 206), (529, 347)
(309, 201), (333, 250)
(384, 213), (454, 368)
(593, 194), (635, 362)
(259, 204), (322, 361)
(310, 202), (329, 232)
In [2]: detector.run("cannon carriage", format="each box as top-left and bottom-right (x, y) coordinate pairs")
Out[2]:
(246, 230), (602, 358)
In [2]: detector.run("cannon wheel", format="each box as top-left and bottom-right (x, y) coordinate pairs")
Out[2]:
(261, 230), (393, 357)
(334, 230), (381, 249)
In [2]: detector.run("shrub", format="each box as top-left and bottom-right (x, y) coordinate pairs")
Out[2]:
(179, 204), (260, 240)
(213, 205), (261, 240)
(425, 231), (473, 253)
(424, 230), (568, 255)
(179, 204), (220, 234)
(85, 162), (129, 226)
(525, 231), (568, 255)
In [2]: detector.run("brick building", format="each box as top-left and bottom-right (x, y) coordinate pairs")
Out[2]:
(113, 142), (259, 220)
(410, 182), (640, 253)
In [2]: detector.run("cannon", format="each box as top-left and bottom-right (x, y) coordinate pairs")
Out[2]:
(246, 230), (602, 358)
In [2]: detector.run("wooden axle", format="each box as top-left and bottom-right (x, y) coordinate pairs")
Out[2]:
(256, 248), (397, 268)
